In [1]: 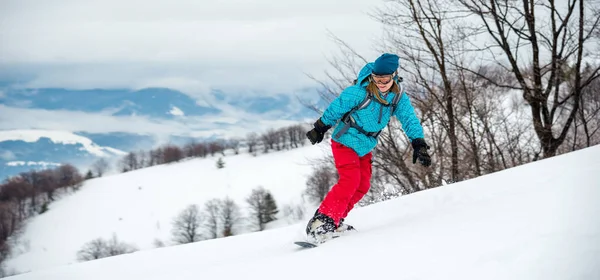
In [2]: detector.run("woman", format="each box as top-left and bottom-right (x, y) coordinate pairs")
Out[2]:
(305, 53), (431, 243)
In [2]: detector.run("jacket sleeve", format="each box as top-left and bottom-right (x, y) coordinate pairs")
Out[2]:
(394, 93), (425, 142)
(320, 86), (365, 127)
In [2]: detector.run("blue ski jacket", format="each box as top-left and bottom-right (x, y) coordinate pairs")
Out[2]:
(320, 62), (425, 157)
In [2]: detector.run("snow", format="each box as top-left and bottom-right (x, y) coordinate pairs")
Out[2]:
(5, 143), (600, 280)
(0, 129), (126, 157)
(5, 143), (329, 274)
(101, 147), (128, 156)
(168, 106), (184, 116)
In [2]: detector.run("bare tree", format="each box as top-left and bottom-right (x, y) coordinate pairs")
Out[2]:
(203, 199), (221, 239)
(0, 177), (31, 220)
(104, 234), (138, 257)
(76, 238), (107, 261)
(149, 148), (163, 166)
(19, 171), (42, 215)
(184, 141), (197, 158)
(208, 141), (225, 157)
(564, 63), (600, 151)
(246, 132), (259, 155)
(246, 187), (279, 231)
(120, 152), (139, 172)
(193, 143), (208, 158)
(228, 138), (241, 155)
(162, 145), (184, 163)
(136, 150), (149, 168)
(372, 125), (423, 194)
(374, 0), (465, 181)
(458, 0), (600, 157)
(275, 128), (287, 151)
(300, 30), (370, 114)
(56, 164), (83, 191)
(171, 204), (204, 244)
(304, 164), (337, 203)
(282, 203), (305, 222)
(76, 235), (137, 261)
(92, 158), (110, 177)
(286, 126), (298, 149)
(38, 169), (58, 202)
(290, 124), (310, 147)
(0, 201), (20, 266)
(260, 129), (279, 153)
(219, 197), (241, 237)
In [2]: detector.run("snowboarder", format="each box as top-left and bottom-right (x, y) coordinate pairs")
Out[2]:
(304, 53), (431, 243)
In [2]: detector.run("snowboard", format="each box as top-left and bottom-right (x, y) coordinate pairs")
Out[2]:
(295, 223), (356, 248)
(294, 235), (340, 248)
(294, 241), (319, 248)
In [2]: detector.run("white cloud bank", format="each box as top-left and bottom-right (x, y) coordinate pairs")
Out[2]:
(0, 104), (305, 140)
(0, 0), (385, 95)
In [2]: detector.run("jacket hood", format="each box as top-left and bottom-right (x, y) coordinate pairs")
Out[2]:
(356, 62), (375, 87)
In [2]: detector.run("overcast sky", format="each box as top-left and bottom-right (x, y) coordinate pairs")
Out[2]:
(0, 0), (386, 97)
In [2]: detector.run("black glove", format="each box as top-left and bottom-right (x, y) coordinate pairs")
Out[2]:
(411, 138), (431, 167)
(306, 119), (331, 145)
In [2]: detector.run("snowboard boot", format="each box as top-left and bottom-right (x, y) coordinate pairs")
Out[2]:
(305, 212), (336, 244)
(336, 218), (355, 234)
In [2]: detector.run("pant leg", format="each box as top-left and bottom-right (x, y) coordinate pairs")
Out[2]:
(318, 140), (361, 226)
(342, 152), (373, 219)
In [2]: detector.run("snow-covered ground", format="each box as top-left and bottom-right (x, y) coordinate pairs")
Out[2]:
(0, 129), (127, 157)
(5, 142), (329, 274)
(6, 144), (600, 280)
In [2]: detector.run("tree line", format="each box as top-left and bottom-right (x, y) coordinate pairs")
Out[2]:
(0, 164), (84, 272)
(169, 186), (279, 244)
(75, 186), (279, 262)
(117, 124), (308, 173)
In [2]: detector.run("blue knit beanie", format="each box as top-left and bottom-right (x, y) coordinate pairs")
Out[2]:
(372, 53), (399, 75)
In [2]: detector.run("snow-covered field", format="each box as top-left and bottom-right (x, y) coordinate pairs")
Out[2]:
(0, 130), (126, 157)
(5, 144), (600, 280)
(5, 143), (329, 274)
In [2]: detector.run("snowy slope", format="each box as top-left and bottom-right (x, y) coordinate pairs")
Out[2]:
(0, 130), (127, 157)
(5, 143), (329, 274)
(6, 145), (600, 280)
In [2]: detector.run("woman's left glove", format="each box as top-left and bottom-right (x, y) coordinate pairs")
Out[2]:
(411, 138), (431, 167)
(306, 119), (331, 145)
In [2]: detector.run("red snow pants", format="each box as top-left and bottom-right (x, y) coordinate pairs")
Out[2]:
(318, 140), (372, 226)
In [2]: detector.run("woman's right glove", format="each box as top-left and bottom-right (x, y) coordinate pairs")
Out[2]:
(411, 138), (431, 167)
(306, 118), (331, 145)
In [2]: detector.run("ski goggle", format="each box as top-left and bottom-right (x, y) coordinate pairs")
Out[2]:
(371, 74), (394, 85)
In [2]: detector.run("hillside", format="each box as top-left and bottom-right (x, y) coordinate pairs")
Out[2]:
(5, 143), (327, 274)
(5, 144), (600, 280)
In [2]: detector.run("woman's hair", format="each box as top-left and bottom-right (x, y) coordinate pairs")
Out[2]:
(366, 77), (401, 105)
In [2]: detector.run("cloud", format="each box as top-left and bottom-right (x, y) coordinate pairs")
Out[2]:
(0, 150), (16, 161)
(0, 104), (303, 140)
(0, 0), (384, 94)
(169, 106), (184, 116)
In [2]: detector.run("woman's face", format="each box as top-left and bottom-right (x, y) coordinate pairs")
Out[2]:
(372, 74), (394, 92)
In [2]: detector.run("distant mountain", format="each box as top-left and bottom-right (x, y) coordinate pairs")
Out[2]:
(0, 130), (126, 180)
(1, 87), (220, 118)
(0, 86), (323, 179)
(1, 87), (321, 120)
